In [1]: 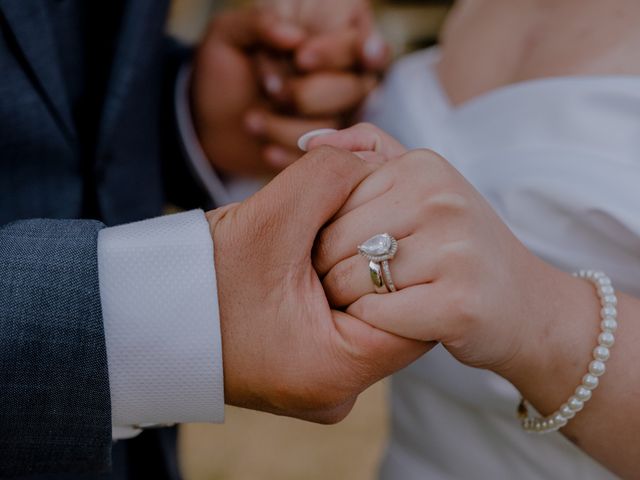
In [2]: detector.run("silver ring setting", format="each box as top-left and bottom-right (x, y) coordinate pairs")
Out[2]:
(358, 233), (398, 293)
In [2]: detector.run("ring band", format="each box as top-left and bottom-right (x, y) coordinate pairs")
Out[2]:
(358, 233), (399, 294)
(368, 261), (389, 294)
(381, 260), (396, 292)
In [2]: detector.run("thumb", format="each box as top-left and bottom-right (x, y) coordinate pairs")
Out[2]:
(245, 146), (376, 250)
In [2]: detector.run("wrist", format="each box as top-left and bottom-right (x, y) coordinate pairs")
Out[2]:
(204, 205), (247, 407)
(496, 264), (601, 416)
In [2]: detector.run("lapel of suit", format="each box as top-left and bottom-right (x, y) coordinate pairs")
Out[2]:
(96, 0), (161, 159)
(0, 0), (76, 142)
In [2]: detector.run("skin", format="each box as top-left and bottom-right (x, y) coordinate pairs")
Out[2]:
(205, 146), (429, 424)
(191, 1), (387, 174)
(188, 0), (404, 426)
(202, 0), (640, 475)
(438, 0), (640, 106)
(309, 121), (640, 477)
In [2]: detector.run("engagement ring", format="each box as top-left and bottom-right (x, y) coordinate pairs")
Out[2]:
(358, 233), (398, 293)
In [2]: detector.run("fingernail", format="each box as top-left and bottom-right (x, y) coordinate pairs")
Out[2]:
(264, 73), (283, 96)
(245, 112), (265, 134)
(364, 32), (386, 63)
(297, 128), (339, 151)
(265, 146), (290, 167)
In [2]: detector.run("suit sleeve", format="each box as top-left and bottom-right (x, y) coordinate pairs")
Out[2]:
(0, 218), (112, 477)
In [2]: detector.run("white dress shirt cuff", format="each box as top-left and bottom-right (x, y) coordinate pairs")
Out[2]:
(175, 65), (264, 206)
(98, 210), (224, 438)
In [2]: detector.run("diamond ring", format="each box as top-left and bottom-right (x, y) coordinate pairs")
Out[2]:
(358, 233), (398, 293)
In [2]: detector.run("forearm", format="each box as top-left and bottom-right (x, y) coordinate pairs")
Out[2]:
(501, 265), (640, 478)
(0, 211), (226, 474)
(0, 219), (111, 476)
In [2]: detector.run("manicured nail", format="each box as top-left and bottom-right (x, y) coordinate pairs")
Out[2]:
(297, 128), (339, 151)
(364, 32), (386, 63)
(263, 73), (283, 96)
(245, 112), (265, 134)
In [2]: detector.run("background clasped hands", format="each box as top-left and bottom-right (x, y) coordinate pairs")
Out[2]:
(191, 0), (387, 175)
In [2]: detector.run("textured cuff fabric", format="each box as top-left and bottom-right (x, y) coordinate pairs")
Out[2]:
(98, 210), (224, 429)
(0, 219), (111, 477)
(175, 65), (265, 206)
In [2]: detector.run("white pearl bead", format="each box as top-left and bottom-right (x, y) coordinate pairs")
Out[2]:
(598, 285), (614, 297)
(589, 360), (606, 376)
(600, 295), (617, 307)
(568, 396), (584, 412)
(601, 318), (618, 332)
(520, 270), (616, 436)
(597, 277), (612, 286)
(582, 373), (599, 389)
(598, 332), (615, 348)
(593, 345), (610, 362)
(560, 404), (576, 419)
(553, 413), (568, 427)
(601, 306), (617, 318)
(575, 386), (592, 401)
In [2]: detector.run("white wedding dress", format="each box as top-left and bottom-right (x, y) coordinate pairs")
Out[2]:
(363, 47), (640, 479)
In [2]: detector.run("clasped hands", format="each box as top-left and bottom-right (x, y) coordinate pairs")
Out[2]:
(207, 123), (583, 423)
(191, 0), (387, 175)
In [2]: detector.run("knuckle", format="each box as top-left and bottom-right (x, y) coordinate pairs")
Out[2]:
(302, 145), (359, 187)
(348, 297), (371, 322)
(438, 240), (474, 268)
(353, 122), (379, 133)
(317, 401), (355, 425)
(423, 191), (470, 218)
(325, 261), (357, 305)
(315, 409), (349, 425)
(402, 148), (449, 174)
(441, 276), (481, 331)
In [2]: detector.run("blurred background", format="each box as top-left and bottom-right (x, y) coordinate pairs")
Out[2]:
(168, 1), (451, 478)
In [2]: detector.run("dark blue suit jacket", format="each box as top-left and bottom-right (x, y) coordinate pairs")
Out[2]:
(0, 0), (209, 477)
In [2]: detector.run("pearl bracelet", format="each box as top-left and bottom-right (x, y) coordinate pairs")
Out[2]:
(518, 270), (618, 434)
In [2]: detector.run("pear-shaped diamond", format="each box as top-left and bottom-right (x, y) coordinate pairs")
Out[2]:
(359, 233), (393, 256)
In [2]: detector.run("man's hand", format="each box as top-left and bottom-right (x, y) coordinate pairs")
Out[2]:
(205, 146), (428, 423)
(190, 3), (388, 175)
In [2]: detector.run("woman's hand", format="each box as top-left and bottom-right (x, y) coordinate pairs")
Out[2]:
(308, 124), (640, 478)
(311, 124), (575, 375)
